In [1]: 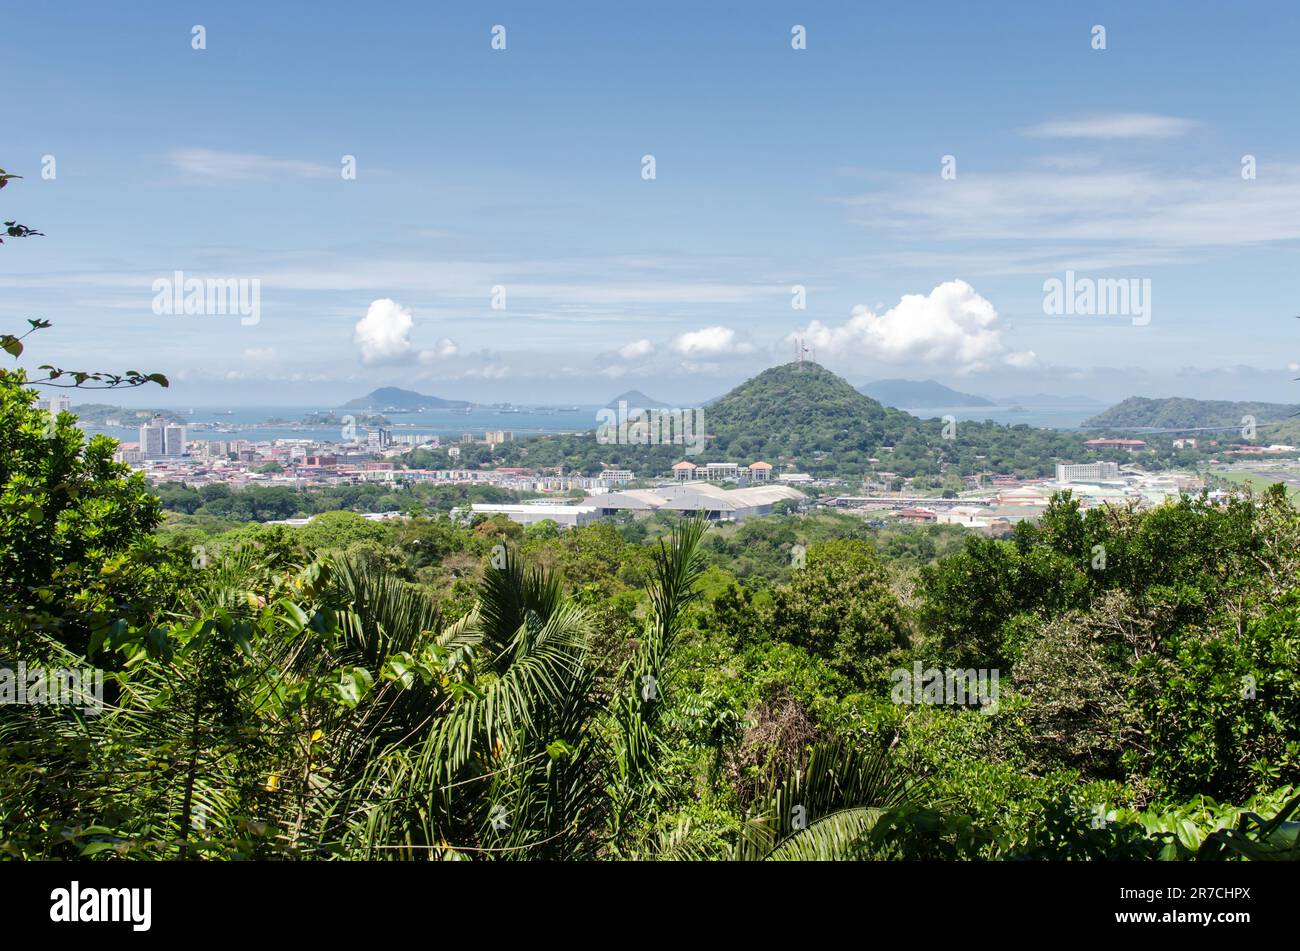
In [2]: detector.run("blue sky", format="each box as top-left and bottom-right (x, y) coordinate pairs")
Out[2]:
(4, 1), (1300, 406)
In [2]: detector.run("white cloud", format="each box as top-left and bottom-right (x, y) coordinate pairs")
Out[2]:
(462, 364), (510, 379)
(787, 280), (1027, 373)
(1020, 113), (1199, 139)
(167, 148), (335, 182)
(1004, 349), (1039, 369)
(618, 338), (654, 360)
(353, 299), (457, 366)
(354, 299), (416, 365)
(840, 163), (1300, 250)
(419, 338), (459, 363)
(673, 326), (753, 358)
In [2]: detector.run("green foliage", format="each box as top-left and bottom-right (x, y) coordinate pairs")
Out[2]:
(766, 539), (908, 683)
(0, 373), (171, 651)
(1086, 395), (1297, 429)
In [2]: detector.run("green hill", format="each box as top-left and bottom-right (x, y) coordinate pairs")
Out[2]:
(423, 362), (1102, 480)
(1085, 396), (1298, 430)
(703, 362), (920, 461)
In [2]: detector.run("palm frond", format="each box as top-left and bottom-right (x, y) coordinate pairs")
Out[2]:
(734, 740), (929, 861)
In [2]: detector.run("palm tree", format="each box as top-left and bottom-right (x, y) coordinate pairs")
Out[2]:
(733, 741), (933, 861)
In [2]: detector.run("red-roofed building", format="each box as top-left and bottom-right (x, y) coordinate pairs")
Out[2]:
(897, 507), (937, 522)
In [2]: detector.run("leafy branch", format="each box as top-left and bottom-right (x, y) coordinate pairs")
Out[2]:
(2, 166), (168, 390)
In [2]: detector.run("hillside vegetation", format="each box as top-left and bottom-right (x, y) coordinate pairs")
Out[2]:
(5, 371), (1300, 860)
(1086, 396), (1298, 430)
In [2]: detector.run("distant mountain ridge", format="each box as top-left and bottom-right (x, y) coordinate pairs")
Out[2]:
(603, 389), (671, 410)
(1085, 396), (1299, 430)
(859, 378), (996, 408)
(339, 387), (473, 411)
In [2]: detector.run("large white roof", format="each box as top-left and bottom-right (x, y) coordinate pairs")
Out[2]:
(583, 482), (803, 513)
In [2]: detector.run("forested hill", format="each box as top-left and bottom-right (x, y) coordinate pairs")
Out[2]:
(427, 361), (1103, 478)
(1085, 396), (1298, 430)
(704, 362), (920, 459)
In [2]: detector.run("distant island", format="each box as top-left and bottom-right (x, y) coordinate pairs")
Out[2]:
(603, 389), (672, 410)
(339, 387), (474, 412)
(303, 411), (391, 427)
(858, 379), (996, 408)
(1085, 396), (1299, 430)
(68, 403), (186, 427)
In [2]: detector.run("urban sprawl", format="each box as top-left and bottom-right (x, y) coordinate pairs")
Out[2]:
(60, 396), (1284, 534)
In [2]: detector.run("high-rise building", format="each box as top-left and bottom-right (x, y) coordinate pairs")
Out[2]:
(164, 423), (187, 456)
(139, 419), (165, 459)
(140, 416), (186, 459)
(1055, 462), (1119, 483)
(34, 394), (71, 415)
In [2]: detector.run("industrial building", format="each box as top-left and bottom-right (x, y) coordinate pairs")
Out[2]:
(470, 503), (601, 528)
(587, 482), (806, 522)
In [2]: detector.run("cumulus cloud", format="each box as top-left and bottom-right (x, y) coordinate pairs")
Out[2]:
(786, 280), (1028, 373)
(1020, 113), (1198, 139)
(354, 299), (416, 365)
(353, 298), (457, 366)
(673, 326), (753, 358)
(618, 338), (654, 360)
(419, 338), (459, 363)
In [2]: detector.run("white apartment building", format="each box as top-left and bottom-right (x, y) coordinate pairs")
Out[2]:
(139, 416), (187, 460)
(1055, 462), (1120, 483)
(34, 394), (72, 415)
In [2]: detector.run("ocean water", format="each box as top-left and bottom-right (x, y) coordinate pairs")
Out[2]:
(77, 405), (603, 443)
(75, 401), (1100, 444)
(897, 405), (1098, 430)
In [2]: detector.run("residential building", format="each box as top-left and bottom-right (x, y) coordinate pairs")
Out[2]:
(1055, 462), (1120, 483)
(34, 394), (71, 415)
(139, 416), (185, 460)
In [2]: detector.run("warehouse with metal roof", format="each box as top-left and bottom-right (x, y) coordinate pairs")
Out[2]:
(585, 482), (805, 522)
